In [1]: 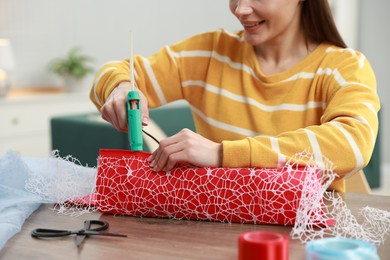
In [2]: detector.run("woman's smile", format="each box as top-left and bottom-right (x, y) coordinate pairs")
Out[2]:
(242, 20), (266, 32)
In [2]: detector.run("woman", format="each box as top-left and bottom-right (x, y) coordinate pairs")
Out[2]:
(90, 0), (380, 192)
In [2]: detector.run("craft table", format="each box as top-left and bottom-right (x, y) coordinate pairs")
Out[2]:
(1, 193), (389, 259)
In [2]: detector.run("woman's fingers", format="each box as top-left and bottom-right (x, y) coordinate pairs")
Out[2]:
(151, 140), (187, 172)
(100, 82), (149, 132)
(101, 92), (126, 131)
(139, 91), (149, 126)
(148, 129), (222, 172)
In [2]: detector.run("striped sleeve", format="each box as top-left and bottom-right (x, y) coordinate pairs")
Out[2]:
(89, 30), (225, 110)
(89, 51), (182, 110)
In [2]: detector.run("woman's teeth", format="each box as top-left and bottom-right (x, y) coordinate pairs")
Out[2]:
(245, 21), (264, 28)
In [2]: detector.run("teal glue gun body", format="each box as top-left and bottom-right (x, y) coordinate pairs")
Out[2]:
(127, 91), (143, 151)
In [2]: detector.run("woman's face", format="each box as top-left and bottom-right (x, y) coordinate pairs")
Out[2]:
(229, 0), (303, 46)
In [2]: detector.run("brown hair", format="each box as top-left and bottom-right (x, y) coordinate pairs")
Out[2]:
(301, 0), (347, 48)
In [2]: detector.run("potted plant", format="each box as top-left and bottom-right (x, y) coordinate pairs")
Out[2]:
(48, 47), (95, 92)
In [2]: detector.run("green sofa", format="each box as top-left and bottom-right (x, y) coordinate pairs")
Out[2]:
(50, 105), (381, 188)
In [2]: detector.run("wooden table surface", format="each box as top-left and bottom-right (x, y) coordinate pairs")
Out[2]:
(1, 193), (389, 260)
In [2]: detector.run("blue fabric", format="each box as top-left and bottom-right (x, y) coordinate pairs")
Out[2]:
(0, 151), (42, 250)
(0, 150), (96, 250)
(0, 185), (40, 250)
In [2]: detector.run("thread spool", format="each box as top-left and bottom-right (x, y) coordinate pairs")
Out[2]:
(238, 230), (289, 260)
(306, 237), (379, 260)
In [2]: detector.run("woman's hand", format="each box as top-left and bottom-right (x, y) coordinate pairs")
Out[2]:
(100, 82), (149, 132)
(148, 128), (223, 172)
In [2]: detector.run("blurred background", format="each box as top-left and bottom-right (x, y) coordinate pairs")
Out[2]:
(0, 0), (389, 193)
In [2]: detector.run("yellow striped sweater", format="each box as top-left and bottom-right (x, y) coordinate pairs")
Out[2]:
(90, 29), (380, 191)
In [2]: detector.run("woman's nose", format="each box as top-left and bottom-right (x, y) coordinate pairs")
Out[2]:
(234, 0), (253, 16)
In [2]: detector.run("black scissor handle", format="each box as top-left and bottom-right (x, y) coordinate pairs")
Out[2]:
(31, 228), (72, 238)
(84, 220), (109, 232)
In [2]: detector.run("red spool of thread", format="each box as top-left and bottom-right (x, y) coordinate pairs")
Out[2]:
(238, 231), (289, 260)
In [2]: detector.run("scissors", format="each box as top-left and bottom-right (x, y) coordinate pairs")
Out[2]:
(31, 220), (127, 247)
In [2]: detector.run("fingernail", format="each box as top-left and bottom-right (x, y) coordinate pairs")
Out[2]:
(142, 116), (148, 125)
(149, 160), (155, 167)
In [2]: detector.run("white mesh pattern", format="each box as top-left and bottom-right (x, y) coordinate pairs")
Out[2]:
(292, 191), (390, 245)
(24, 150), (97, 216)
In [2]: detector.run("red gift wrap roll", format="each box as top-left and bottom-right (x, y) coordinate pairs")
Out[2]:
(95, 149), (323, 225)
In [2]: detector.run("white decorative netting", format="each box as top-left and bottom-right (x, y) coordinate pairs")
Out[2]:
(292, 191), (390, 245)
(24, 150), (97, 216)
